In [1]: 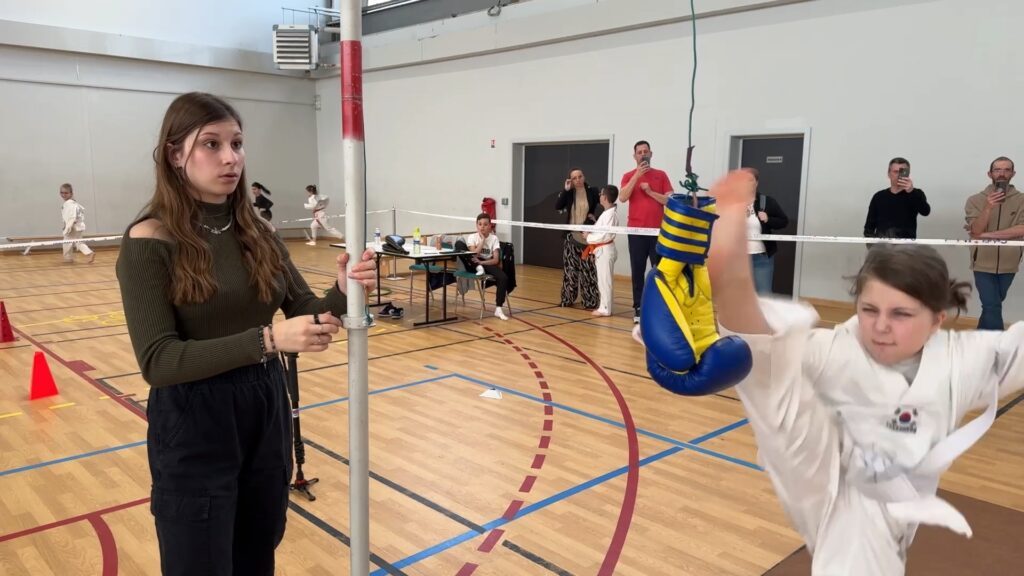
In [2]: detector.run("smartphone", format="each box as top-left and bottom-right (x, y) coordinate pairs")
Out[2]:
(898, 167), (909, 179)
(641, 154), (651, 165)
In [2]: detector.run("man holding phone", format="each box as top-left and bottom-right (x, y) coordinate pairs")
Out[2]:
(863, 157), (931, 239)
(619, 140), (673, 323)
(965, 156), (1021, 330)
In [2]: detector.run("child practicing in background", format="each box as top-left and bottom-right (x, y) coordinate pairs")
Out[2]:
(59, 183), (95, 264)
(457, 213), (509, 320)
(251, 182), (274, 221)
(584, 185), (619, 317)
(686, 169), (1024, 575)
(303, 184), (343, 245)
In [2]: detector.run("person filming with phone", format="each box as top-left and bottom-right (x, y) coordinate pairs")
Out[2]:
(966, 156), (1021, 330)
(619, 140), (673, 324)
(863, 157), (931, 240)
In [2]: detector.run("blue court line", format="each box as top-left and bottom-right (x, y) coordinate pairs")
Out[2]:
(0, 440), (147, 478)
(0, 374), (452, 478)
(450, 372), (761, 471)
(372, 446), (684, 575)
(372, 411), (751, 576)
(296, 373), (456, 412)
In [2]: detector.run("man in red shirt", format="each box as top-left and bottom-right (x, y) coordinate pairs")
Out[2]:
(620, 140), (673, 323)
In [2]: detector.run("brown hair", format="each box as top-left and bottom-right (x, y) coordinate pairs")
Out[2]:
(990, 156), (1014, 172)
(850, 244), (970, 315)
(305, 184), (318, 193)
(147, 92), (284, 306)
(60, 183), (73, 193)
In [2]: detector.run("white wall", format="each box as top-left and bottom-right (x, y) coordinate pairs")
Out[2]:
(315, 0), (1024, 320)
(0, 45), (319, 237)
(0, 0), (324, 54)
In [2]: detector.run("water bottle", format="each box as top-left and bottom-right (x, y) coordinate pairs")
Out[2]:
(412, 226), (421, 255)
(374, 227), (382, 250)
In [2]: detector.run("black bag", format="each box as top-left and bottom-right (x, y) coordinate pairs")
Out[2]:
(382, 234), (407, 254)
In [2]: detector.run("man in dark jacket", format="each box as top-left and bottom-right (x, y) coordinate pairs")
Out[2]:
(863, 157), (930, 239)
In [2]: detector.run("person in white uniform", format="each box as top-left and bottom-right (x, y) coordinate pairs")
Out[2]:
(303, 184), (342, 245)
(700, 169), (1024, 575)
(585, 185), (619, 317)
(59, 183), (95, 264)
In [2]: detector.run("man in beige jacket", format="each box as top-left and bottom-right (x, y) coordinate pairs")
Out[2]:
(965, 157), (1020, 329)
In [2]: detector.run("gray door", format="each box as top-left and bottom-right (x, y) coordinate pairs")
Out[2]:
(740, 136), (804, 296)
(522, 142), (609, 268)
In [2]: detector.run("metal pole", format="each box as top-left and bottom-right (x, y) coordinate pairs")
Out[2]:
(340, 2), (369, 575)
(385, 203), (404, 280)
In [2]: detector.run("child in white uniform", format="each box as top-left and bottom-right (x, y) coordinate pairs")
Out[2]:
(585, 185), (619, 317)
(700, 170), (1024, 575)
(303, 184), (342, 245)
(60, 183), (95, 264)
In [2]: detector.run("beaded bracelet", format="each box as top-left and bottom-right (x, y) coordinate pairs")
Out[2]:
(266, 324), (277, 354)
(257, 325), (269, 363)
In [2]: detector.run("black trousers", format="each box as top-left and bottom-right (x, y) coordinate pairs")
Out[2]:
(455, 240), (509, 306)
(147, 358), (293, 576)
(628, 234), (661, 312)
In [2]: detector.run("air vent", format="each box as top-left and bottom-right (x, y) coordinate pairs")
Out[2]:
(272, 24), (319, 70)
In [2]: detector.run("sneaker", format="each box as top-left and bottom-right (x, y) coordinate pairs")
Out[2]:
(494, 307), (509, 321)
(475, 265), (485, 276)
(633, 309), (640, 324)
(306, 241), (317, 246)
(87, 253), (96, 264)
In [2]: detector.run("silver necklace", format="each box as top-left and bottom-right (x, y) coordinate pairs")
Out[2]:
(199, 214), (233, 235)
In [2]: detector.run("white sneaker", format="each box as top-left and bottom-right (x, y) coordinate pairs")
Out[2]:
(475, 265), (485, 276)
(494, 307), (508, 320)
(306, 241), (317, 246)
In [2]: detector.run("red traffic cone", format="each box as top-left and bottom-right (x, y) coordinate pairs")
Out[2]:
(0, 301), (14, 343)
(30, 351), (59, 400)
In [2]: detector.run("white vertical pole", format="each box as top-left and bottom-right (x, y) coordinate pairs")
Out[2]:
(339, 1), (369, 575)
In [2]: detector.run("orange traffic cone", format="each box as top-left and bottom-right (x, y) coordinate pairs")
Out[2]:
(30, 351), (59, 400)
(0, 301), (14, 343)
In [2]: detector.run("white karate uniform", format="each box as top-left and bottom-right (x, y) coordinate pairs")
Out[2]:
(726, 297), (1024, 575)
(61, 198), (93, 261)
(303, 194), (341, 241)
(587, 206), (618, 315)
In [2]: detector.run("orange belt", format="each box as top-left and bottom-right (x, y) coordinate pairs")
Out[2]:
(581, 241), (613, 260)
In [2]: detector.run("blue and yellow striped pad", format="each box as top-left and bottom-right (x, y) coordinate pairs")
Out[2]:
(655, 194), (718, 264)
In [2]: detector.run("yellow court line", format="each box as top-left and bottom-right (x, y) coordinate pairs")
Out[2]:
(48, 402), (76, 410)
(98, 395), (109, 400)
(0, 411), (24, 420)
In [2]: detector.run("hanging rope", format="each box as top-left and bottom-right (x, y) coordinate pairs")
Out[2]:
(680, 0), (705, 202)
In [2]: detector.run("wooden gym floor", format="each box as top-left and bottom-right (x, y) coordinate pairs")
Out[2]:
(1, 242), (1021, 575)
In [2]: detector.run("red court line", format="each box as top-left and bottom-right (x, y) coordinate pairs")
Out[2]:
(0, 497), (150, 543)
(87, 514), (119, 576)
(502, 500), (524, 521)
(514, 317), (640, 576)
(519, 476), (537, 493)
(475, 323), (556, 571)
(455, 562), (478, 576)
(11, 325), (147, 421)
(476, 529), (504, 553)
